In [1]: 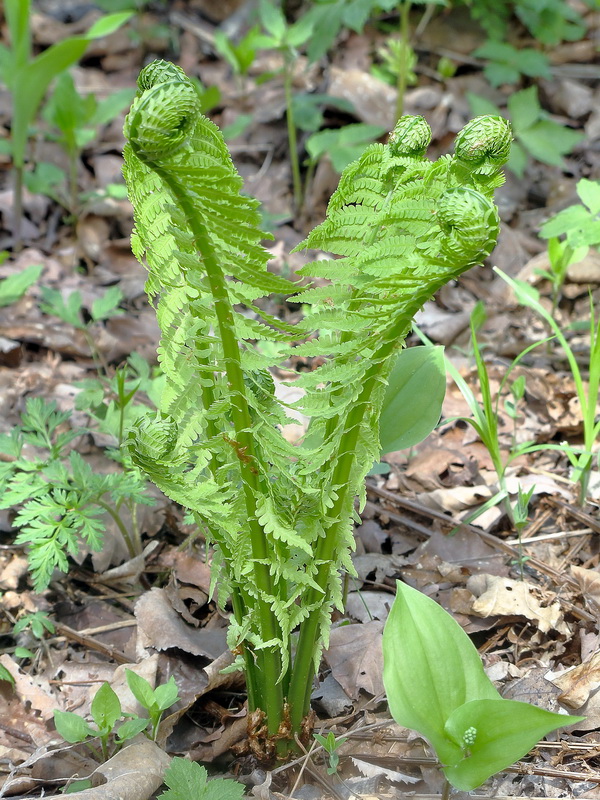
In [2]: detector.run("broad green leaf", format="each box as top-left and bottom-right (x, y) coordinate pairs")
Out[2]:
(115, 717), (150, 741)
(507, 141), (527, 177)
(4, 0), (31, 72)
(383, 581), (500, 766)
(518, 120), (583, 167)
(158, 758), (245, 800)
(8, 11), (131, 167)
(258, 0), (286, 41)
(91, 286), (124, 321)
(91, 682), (122, 731)
(153, 677), (180, 712)
(84, 11), (134, 39)
(443, 699), (584, 790)
(0, 663), (15, 686)
(577, 178), (600, 216)
(125, 669), (157, 710)
(53, 710), (96, 743)
(507, 86), (540, 133)
(0, 263), (42, 308)
(379, 346), (445, 454)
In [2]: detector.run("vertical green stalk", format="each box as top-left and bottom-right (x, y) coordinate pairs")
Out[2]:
(13, 163), (23, 251)
(287, 330), (401, 729)
(153, 166), (285, 734)
(283, 51), (302, 210)
(395, 0), (412, 123)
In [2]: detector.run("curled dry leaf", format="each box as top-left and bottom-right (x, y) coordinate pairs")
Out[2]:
(466, 574), (570, 635)
(135, 587), (227, 660)
(571, 565), (600, 614)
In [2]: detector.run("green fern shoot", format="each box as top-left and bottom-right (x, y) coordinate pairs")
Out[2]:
(123, 59), (511, 759)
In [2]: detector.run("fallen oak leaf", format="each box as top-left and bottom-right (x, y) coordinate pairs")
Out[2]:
(51, 736), (170, 800)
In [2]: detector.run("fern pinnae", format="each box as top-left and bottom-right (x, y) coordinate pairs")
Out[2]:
(125, 61), (293, 728)
(124, 60), (511, 750)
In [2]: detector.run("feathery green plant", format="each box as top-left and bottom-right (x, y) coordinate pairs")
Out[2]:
(122, 59), (511, 758)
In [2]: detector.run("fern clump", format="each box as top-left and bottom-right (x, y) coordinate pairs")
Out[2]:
(123, 59), (510, 757)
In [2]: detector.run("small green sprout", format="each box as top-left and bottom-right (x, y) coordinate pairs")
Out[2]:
(313, 731), (348, 775)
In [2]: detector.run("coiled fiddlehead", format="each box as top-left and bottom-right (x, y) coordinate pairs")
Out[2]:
(453, 115), (512, 179)
(126, 411), (180, 473)
(388, 114), (431, 157)
(124, 60), (199, 163)
(437, 187), (500, 265)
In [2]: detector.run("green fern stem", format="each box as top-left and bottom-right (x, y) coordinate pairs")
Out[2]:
(152, 165), (285, 730)
(284, 50), (302, 210)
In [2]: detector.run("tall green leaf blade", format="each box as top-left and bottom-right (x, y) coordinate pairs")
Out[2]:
(379, 345), (445, 453)
(383, 581), (500, 765)
(443, 699), (584, 790)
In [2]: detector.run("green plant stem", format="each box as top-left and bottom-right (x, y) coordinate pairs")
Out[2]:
(96, 498), (138, 557)
(13, 164), (23, 251)
(441, 778), (451, 800)
(395, 0), (412, 123)
(154, 166), (284, 733)
(283, 51), (302, 211)
(288, 331), (400, 729)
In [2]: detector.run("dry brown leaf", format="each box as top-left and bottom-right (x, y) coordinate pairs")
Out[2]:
(135, 587), (227, 660)
(571, 565), (600, 614)
(324, 621), (384, 700)
(551, 651), (600, 709)
(50, 736), (170, 800)
(467, 575), (570, 635)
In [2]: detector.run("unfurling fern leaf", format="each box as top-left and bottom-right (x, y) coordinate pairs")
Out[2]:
(123, 59), (511, 755)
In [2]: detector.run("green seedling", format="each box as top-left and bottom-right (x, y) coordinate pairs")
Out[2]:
(0, 263), (42, 307)
(40, 284), (124, 372)
(537, 178), (600, 312)
(313, 731), (349, 775)
(472, 40), (551, 87)
(538, 237), (588, 315)
(540, 178), (600, 251)
(372, 35), (418, 107)
(0, 664), (15, 686)
(510, 483), (535, 579)
(305, 123), (387, 173)
(497, 269), (600, 505)
(468, 87), (584, 177)
(253, 0), (315, 208)
(158, 757), (245, 800)
(55, 681), (149, 761)
(13, 610), (55, 639)
(41, 72), (134, 215)
(75, 353), (163, 454)
(123, 60), (511, 755)
(0, 0), (132, 247)
(462, 0), (589, 45)
(424, 303), (546, 529)
(11, 610), (55, 659)
(214, 26), (262, 92)
(124, 669), (180, 741)
(383, 581), (584, 792)
(0, 397), (151, 589)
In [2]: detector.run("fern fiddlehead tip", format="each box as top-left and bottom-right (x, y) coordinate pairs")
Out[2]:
(124, 59), (199, 163)
(437, 186), (500, 263)
(454, 115), (512, 175)
(388, 114), (432, 157)
(125, 411), (179, 472)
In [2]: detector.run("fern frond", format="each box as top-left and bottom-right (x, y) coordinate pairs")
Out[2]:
(123, 61), (511, 742)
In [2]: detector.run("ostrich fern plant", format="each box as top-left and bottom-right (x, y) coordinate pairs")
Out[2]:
(123, 60), (511, 759)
